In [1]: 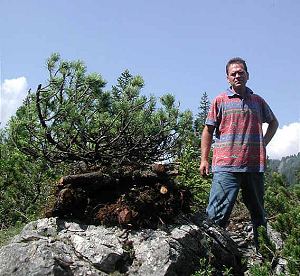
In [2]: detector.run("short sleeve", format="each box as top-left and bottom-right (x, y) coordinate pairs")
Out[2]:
(205, 97), (221, 126)
(261, 98), (275, 123)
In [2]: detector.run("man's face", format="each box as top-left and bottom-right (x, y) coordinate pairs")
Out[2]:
(227, 63), (249, 91)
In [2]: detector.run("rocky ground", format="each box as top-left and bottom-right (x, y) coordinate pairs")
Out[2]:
(226, 200), (287, 275)
(44, 164), (287, 275)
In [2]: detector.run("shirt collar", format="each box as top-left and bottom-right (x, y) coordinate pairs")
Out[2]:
(226, 87), (253, 98)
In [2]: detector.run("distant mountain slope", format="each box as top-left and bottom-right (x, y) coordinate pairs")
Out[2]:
(269, 153), (300, 185)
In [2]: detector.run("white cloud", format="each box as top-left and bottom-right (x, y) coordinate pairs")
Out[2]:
(264, 122), (300, 159)
(0, 77), (28, 127)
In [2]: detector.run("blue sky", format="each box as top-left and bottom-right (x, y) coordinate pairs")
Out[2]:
(1, 0), (299, 159)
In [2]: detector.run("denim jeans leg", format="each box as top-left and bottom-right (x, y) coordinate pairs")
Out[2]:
(241, 173), (267, 247)
(206, 172), (240, 228)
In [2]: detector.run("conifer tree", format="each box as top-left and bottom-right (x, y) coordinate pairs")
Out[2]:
(9, 53), (193, 169)
(194, 92), (210, 135)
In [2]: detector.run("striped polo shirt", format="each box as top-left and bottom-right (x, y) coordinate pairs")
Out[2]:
(206, 87), (275, 172)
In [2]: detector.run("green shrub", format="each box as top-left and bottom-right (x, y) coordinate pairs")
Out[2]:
(177, 139), (211, 209)
(264, 173), (300, 275)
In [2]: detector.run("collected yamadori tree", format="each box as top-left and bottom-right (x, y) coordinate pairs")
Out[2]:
(10, 53), (193, 170)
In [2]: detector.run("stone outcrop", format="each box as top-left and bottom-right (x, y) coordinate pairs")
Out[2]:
(0, 216), (243, 275)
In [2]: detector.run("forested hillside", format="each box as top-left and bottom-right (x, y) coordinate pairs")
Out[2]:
(269, 153), (300, 185)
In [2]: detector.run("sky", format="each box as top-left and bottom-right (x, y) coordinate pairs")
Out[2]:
(1, 0), (299, 159)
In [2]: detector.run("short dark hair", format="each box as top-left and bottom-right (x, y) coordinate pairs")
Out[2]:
(226, 57), (248, 75)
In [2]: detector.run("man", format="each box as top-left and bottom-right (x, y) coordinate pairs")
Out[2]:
(200, 57), (278, 247)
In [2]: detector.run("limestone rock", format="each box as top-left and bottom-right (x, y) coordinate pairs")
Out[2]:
(0, 216), (243, 275)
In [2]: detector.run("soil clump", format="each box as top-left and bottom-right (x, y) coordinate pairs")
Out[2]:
(46, 163), (192, 229)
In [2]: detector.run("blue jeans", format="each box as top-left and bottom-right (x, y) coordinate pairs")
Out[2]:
(206, 172), (267, 246)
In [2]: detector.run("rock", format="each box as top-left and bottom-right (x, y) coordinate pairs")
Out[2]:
(274, 258), (288, 275)
(226, 219), (289, 275)
(267, 223), (284, 250)
(191, 214), (244, 273)
(0, 216), (243, 275)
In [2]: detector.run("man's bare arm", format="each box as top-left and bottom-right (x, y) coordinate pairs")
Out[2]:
(200, 125), (215, 176)
(264, 117), (279, 146)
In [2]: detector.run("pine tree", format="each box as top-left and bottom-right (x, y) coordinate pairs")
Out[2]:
(194, 92), (210, 135)
(9, 53), (193, 170)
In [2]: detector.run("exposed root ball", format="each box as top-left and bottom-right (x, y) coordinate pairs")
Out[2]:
(47, 165), (192, 229)
(95, 183), (191, 228)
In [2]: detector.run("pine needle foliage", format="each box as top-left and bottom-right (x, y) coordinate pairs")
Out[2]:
(264, 172), (300, 275)
(9, 53), (193, 170)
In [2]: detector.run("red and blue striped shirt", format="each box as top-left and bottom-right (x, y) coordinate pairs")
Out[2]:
(206, 87), (275, 172)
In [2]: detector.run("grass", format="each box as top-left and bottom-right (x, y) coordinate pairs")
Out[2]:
(0, 222), (25, 247)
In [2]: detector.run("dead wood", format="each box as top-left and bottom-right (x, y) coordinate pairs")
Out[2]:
(58, 165), (179, 189)
(59, 171), (113, 187)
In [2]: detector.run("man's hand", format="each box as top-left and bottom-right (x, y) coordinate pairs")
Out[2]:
(200, 160), (210, 177)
